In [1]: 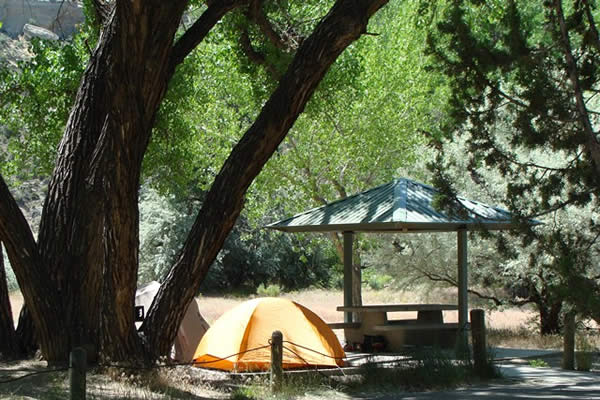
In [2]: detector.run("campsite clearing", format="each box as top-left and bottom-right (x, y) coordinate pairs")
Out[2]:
(3, 289), (599, 399)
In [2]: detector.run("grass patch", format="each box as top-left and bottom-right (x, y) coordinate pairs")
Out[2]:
(352, 351), (468, 392)
(488, 327), (563, 349)
(230, 373), (335, 400)
(347, 348), (500, 394)
(256, 283), (282, 297)
(528, 359), (550, 368)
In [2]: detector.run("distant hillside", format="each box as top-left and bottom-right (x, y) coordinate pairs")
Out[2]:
(0, 31), (31, 68)
(0, 0), (83, 38)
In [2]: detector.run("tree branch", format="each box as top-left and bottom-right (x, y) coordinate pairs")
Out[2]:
(554, 0), (600, 176)
(248, 0), (290, 51)
(145, 0), (389, 357)
(582, 0), (600, 54)
(239, 28), (282, 79)
(169, 0), (248, 75)
(0, 174), (67, 355)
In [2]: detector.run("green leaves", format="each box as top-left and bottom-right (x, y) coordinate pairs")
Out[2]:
(0, 34), (89, 179)
(252, 0), (449, 222)
(427, 0), (600, 322)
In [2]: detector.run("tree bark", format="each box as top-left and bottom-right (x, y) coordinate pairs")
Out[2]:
(143, 0), (389, 357)
(0, 243), (19, 359)
(16, 306), (38, 356)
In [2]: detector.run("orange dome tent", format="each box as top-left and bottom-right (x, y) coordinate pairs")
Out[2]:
(192, 297), (345, 371)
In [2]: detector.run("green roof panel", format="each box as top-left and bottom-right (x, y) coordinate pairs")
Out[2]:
(266, 178), (527, 233)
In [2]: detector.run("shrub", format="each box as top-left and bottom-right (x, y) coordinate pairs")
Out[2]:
(256, 283), (281, 297)
(364, 271), (393, 290)
(528, 359), (549, 368)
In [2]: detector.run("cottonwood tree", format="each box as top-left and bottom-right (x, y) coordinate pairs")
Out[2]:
(247, 0), (450, 306)
(425, 0), (600, 325)
(0, 0), (389, 363)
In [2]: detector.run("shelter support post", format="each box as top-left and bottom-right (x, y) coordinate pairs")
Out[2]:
(457, 229), (468, 349)
(343, 231), (354, 323)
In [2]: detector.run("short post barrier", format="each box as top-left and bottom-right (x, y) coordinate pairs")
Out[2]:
(70, 347), (87, 400)
(562, 311), (575, 370)
(270, 330), (283, 391)
(470, 309), (487, 371)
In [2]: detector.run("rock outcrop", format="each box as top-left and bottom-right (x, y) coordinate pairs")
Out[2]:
(0, 0), (84, 38)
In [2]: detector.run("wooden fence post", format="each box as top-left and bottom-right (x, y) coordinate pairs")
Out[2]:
(270, 330), (283, 391)
(70, 347), (87, 400)
(562, 311), (575, 370)
(470, 309), (487, 371)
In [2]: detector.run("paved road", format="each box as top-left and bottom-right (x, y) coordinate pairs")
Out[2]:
(357, 364), (600, 399)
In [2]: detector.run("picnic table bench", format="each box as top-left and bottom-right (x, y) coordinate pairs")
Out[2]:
(330, 304), (462, 351)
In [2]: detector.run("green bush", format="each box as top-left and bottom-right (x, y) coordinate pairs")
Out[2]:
(364, 271), (393, 290)
(256, 283), (282, 297)
(529, 359), (549, 368)
(137, 186), (341, 293)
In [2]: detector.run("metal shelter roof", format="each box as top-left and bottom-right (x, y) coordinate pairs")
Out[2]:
(267, 178), (524, 233)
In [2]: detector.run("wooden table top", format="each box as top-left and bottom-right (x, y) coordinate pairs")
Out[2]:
(336, 304), (458, 312)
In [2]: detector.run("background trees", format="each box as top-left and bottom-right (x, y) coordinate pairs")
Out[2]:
(424, 0), (600, 327)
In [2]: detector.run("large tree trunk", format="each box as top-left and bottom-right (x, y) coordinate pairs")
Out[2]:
(143, 0), (389, 358)
(34, 2), (191, 362)
(29, 0), (243, 363)
(0, 243), (19, 359)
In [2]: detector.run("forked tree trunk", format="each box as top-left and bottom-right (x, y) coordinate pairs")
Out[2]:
(34, 3), (189, 362)
(0, 244), (19, 359)
(24, 0), (242, 363)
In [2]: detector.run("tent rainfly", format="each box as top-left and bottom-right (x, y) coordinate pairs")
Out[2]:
(193, 297), (345, 371)
(266, 178), (536, 344)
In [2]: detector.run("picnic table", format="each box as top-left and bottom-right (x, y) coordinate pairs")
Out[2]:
(330, 304), (462, 351)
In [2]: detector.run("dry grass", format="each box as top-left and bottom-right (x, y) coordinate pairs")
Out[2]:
(197, 288), (460, 325)
(0, 358), (232, 399)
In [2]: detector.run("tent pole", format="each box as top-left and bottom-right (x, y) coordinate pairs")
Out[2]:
(457, 228), (468, 349)
(343, 231), (354, 323)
